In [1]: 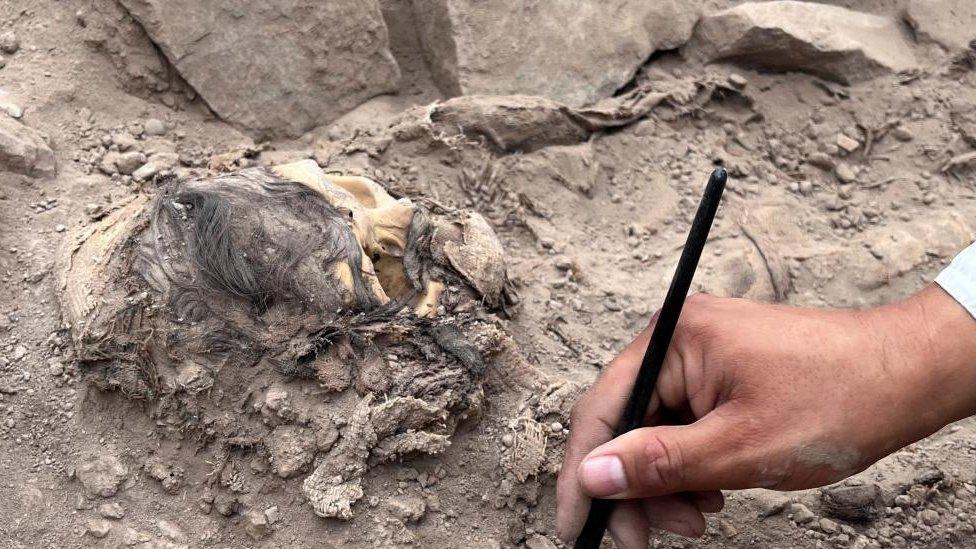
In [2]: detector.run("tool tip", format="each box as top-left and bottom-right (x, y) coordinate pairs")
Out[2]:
(711, 166), (728, 183)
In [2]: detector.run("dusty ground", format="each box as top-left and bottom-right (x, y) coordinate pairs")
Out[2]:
(3, 1), (976, 548)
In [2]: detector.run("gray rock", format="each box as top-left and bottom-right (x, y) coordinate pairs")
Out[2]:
(115, 151), (146, 175)
(525, 533), (558, 549)
(728, 73), (748, 88)
(262, 385), (292, 418)
(98, 501), (126, 519)
(131, 152), (178, 181)
(807, 152), (835, 171)
(131, 161), (159, 181)
(835, 162), (856, 184)
(919, 509), (940, 526)
(117, 0), (400, 138)
(84, 203), (105, 220)
(819, 517), (840, 534)
(905, 0), (976, 52)
(684, 1), (917, 84)
(387, 495), (426, 522)
(0, 31), (18, 55)
(47, 361), (64, 376)
(144, 118), (166, 136)
(892, 125), (914, 142)
(76, 454), (127, 498)
(264, 505), (281, 525)
(156, 519), (187, 543)
(243, 509), (270, 540)
(268, 425), (316, 479)
(0, 116), (56, 177)
(412, 0), (700, 106)
(790, 502), (817, 524)
(836, 133), (860, 154)
(86, 518), (113, 538)
(821, 483), (884, 522)
(0, 89), (22, 119)
(913, 468), (945, 486)
(121, 527), (152, 546)
(98, 151), (121, 175)
(144, 457), (185, 494)
(111, 132), (138, 151)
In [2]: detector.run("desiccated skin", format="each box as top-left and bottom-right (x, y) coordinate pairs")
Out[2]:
(302, 394), (456, 519)
(58, 160), (512, 518)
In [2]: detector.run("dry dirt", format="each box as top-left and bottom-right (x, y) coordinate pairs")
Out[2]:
(3, 1), (976, 548)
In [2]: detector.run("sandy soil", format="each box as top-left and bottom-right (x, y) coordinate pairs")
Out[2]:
(3, 1), (976, 548)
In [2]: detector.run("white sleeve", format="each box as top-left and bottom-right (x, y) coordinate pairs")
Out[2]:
(936, 242), (976, 319)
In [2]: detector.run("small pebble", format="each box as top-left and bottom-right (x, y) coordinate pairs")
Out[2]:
(0, 31), (19, 55)
(265, 505), (281, 525)
(243, 510), (270, 540)
(892, 125), (913, 142)
(818, 517), (839, 534)
(144, 118), (166, 136)
(790, 503), (817, 524)
(836, 133), (860, 153)
(553, 256), (574, 271)
(86, 519), (113, 538)
(387, 495), (426, 522)
(98, 502), (125, 519)
(525, 533), (558, 549)
(919, 509), (940, 526)
(728, 73), (748, 88)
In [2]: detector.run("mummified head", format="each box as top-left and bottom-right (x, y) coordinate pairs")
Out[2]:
(59, 160), (509, 402)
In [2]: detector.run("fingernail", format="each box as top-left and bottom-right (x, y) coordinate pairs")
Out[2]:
(579, 455), (627, 496)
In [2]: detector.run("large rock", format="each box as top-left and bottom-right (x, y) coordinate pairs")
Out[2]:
(905, 0), (976, 52)
(684, 1), (917, 84)
(0, 115), (55, 177)
(118, 0), (400, 138)
(411, 0), (700, 106)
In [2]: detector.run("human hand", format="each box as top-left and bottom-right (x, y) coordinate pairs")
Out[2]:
(556, 286), (976, 547)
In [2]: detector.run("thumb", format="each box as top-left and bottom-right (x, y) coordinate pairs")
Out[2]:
(577, 411), (751, 499)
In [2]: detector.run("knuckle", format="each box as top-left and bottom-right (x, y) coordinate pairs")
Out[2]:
(678, 308), (714, 345)
(639, 433), (686, 493)
(676, 293), (732, 347)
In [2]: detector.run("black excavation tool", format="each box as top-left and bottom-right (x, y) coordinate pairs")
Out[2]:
(573, 167), (728, 549)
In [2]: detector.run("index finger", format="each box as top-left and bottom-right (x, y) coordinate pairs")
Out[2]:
(555, 320), (656, 541)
